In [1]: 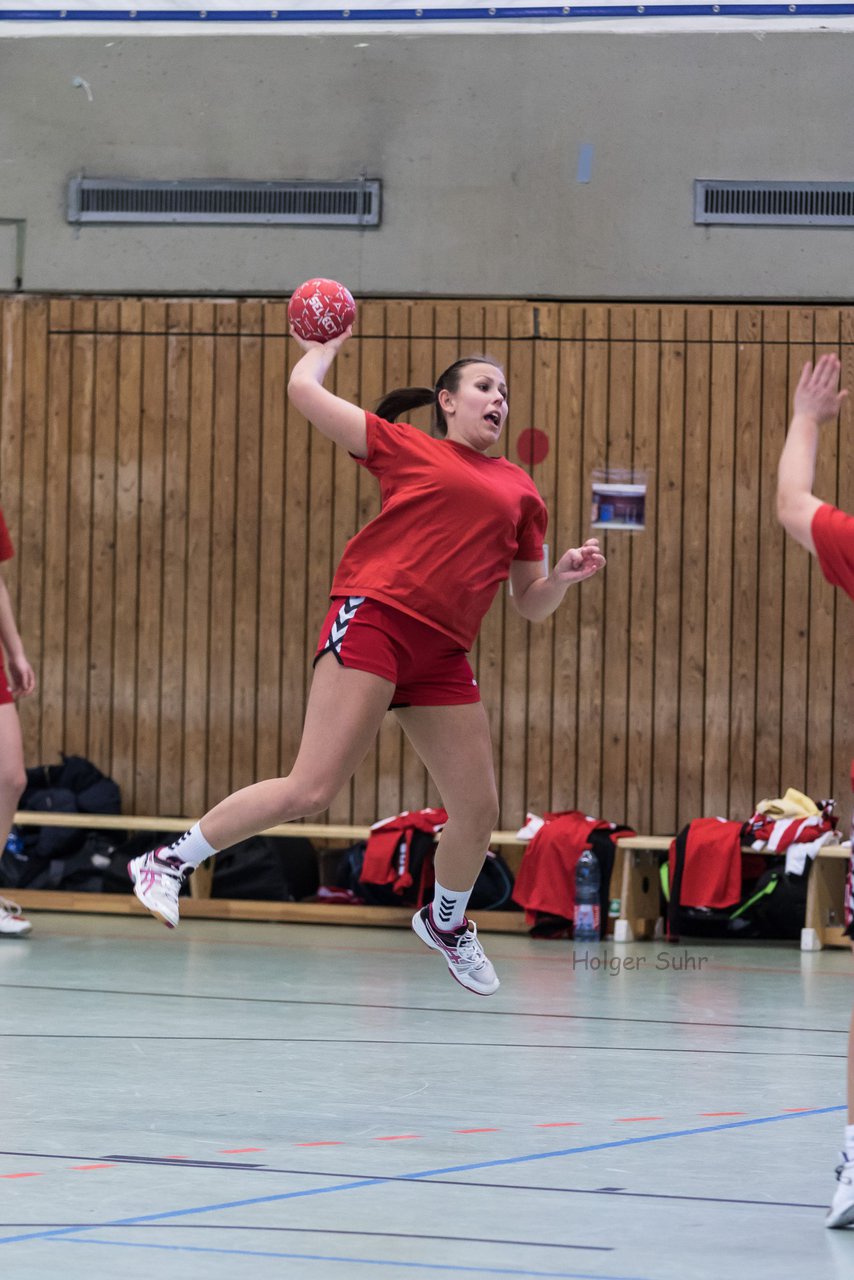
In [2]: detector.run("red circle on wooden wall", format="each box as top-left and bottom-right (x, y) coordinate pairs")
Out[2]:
(516, 428), (550, 466)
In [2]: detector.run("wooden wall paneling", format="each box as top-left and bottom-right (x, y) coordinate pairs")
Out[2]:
(10, 293), (854, 840)
(703, 308), (737, 818)
(728, 309), (763, 819)
(678, 307), (711, 823)
(807, 308), (842, 801)
(779, 309), (815, 792)
(549, 304), (585, 814)
(255, 302), (287, 785)
(601, 306), (635, 822)
(203, 302), (239, 807)
(0, 297), (26, 741)
(155, 302), (191, 814)
(134, 300), (167, 814)
(0, 301), (23, 606)
(66, 299), (96, 765)
(500, 304), (535, 827)
(652, 308), (686, 832)
(181, 302), (214, 816)
(626, 306), (660, 833)
(834, 309), (854, 828)
(113, 301), (143, 810)
(88, 299), (120, 782)
(279, 310), (311, 799)
(754, 308), (789, 802)
(230, 301), (264, 795)
(18, 300), (48, 765)
(376, 300), (412, 819)
(350, 300), (388, 823)
(576, 306), (609, 817)
(479, 303), (512, 816)
(41, 299), (72, 764)
(523, 304), (559, 816)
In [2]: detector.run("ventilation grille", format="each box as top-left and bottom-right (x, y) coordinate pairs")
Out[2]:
(67, 178), (382, 226)
(695, 180), (854, 227)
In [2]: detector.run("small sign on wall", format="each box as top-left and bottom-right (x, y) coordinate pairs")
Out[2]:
(591, 469), (648, 531)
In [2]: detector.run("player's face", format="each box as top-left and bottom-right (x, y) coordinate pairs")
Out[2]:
(442, 364), (509, 450)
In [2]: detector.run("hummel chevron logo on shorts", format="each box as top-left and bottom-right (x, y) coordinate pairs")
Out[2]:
(322, 596), (366, 663)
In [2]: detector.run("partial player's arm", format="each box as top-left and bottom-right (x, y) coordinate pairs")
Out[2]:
(777, 354), (848, 554)
(0, 572), (35, 697)
(287, 328), (368, 458)
(509, 539), (605, 622)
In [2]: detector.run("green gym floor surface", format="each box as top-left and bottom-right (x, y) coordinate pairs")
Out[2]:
(1, 913), (853, 1279)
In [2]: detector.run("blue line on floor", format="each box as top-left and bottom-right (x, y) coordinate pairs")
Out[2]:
(0, 1105), (843, 1248)
(61, 1237), (649, 1279)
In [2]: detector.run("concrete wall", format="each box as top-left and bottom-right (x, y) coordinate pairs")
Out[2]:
(2, 31), (853, 299)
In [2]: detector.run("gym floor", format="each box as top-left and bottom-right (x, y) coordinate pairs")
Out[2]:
(1, 913), (852, 1279)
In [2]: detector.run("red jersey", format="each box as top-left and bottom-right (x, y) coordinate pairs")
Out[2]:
(0, 508), (13, 562)
(331, 413), (548, 649)
(813, 502), (854, 600)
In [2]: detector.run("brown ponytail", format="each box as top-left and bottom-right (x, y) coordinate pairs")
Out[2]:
(375, 354), (504, 437)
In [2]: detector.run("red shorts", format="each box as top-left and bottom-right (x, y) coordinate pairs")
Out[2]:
(314, 596), (480, 708)
(0, 657), (13, 706)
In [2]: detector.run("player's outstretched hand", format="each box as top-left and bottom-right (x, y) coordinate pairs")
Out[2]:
(553, 538), (606, 585)
(288, 324), (353, 357)
(793, 354), (848, 426)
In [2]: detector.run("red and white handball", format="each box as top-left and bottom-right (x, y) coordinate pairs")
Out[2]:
(288, 278), (356, 343)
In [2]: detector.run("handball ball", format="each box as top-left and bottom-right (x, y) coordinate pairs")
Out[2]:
(288, 278), (356, 343)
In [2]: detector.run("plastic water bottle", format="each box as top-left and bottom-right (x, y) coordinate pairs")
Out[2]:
(573, 848), (601, 941)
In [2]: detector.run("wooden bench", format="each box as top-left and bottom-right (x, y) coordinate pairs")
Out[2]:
(611, 834), (851, 951)
(8, 811), (533, 934)
(8, 812), (848, 948)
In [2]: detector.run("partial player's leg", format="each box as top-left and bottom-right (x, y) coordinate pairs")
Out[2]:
(827, 942), (854, 1228)
(130, 657), (394, 927)
(0, 702), (31, 937)
(395, 700), (500, 995)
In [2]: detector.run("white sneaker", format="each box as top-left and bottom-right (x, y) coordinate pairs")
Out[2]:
(827, 1153), (854, 1228)
(412, 906), (500, 996)
(128, 849), (191, 929)
(0, 896), (32, 937)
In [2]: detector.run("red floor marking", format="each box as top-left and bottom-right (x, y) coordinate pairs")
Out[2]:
(536, 1122), (582, 1128)
(374, 1134), (420, 1141)
(71, 1164), (116, 1171)
(295, 1142), (343, 1147)
(699, 1112), (746, 1117)
(783, 1108), (813, 1113)
(616, 1116), (664, 1122)
(0, 1172), (44, 1179)
(163, 1155), (189, 1159)
(219, 1148), (265, 1154)
(455, 1128), (501, 1134)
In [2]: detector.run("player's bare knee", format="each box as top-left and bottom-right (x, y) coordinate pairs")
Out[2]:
(286, 777), (338, 818)
(449, 793), (499, 845)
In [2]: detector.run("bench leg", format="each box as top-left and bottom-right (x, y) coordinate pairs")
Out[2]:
(803, 853), (849, 950)
(614, 849), (662, 943)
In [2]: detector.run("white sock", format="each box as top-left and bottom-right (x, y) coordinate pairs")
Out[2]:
(161, 823), (218, 870)
(431, 881), (472, 932)
(844, 1124), (854, 1160)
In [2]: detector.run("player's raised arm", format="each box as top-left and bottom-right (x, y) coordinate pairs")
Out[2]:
(777, 354), (848, 554)
(287, 327), (368, 458)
